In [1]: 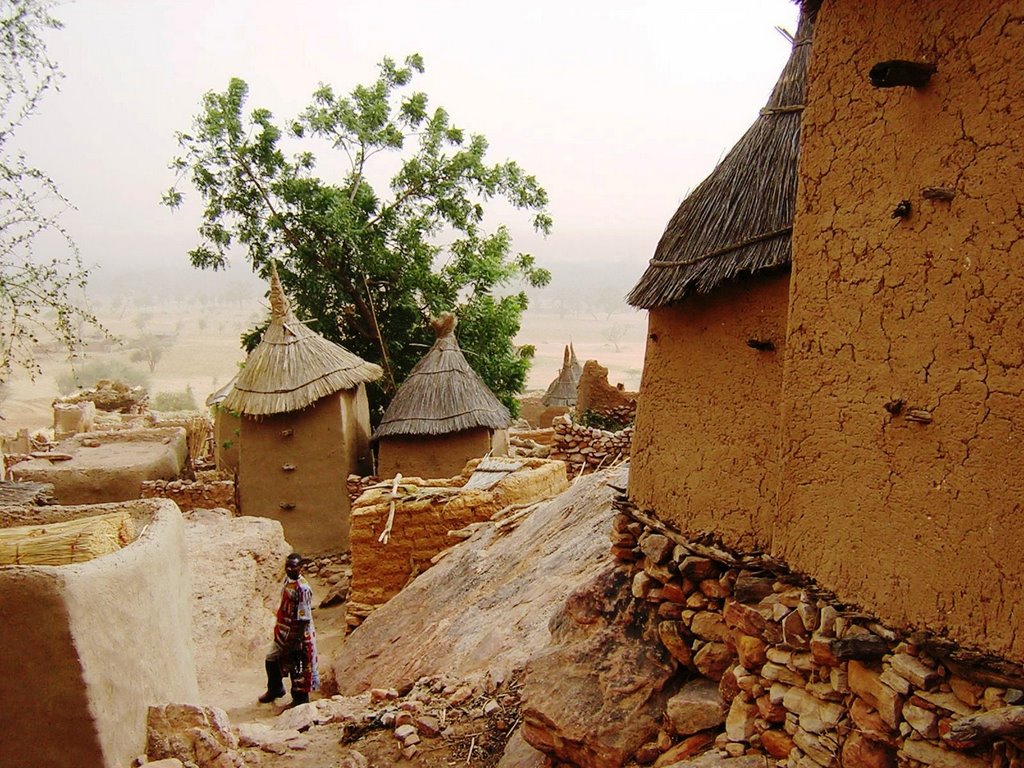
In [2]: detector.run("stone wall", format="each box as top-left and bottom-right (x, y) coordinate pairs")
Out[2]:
(140, 478), (236, 514)
(348, 459), (569, 621)
(573, 494), (1024, 768)
(549, 415), (633, 475)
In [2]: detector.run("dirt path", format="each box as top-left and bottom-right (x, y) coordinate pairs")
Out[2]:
(188, 571), (521, 767)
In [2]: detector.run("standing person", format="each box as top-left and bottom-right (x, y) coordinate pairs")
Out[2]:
(259, 552), (319, 706)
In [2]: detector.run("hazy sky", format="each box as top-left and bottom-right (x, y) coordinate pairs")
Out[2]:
(16, 0), (800, 301)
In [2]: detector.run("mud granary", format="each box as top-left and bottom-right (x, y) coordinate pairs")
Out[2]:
(372, 313), (511, 480)
(222, 263), (382, 556)
(629, 0), (1024, 661)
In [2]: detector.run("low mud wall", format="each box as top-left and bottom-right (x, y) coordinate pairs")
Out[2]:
(0, 498), (198, 768)
(348, 459), (568, 616)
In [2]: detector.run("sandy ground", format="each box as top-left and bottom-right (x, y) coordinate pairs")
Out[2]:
(199, 570), (518, 768)
(2, 306), (648, 433)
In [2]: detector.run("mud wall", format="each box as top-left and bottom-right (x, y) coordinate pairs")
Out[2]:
(342, 384), (374, 477)
(349, 459), (569, 611)
(212, 408), (240, 472)
(779, 0), (1024, 658)
(9, 427), (188, 505)
(629, 273), (789, 550)
(376, 427), (495, 480)
(0, 499), (198, 768)
(239, 391), (353, 556)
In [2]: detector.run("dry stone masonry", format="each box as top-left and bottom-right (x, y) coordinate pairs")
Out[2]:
(594, 495), (1024, 768)
(549, 414), (633, 476)
(140, 478), (236, 514)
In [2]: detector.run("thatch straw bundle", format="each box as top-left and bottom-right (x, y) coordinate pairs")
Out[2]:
(627, 9), (814, 309)
(0, 510), (136, 566)
(222, 263), (383, 417)
(372, 313), (511, 440)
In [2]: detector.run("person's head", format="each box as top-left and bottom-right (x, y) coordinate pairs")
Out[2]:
(285, 553), (303, 580)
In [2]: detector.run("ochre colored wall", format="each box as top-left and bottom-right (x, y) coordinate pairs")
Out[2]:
(628, 273), (789, 550)
(0, 570), (102, 767)
(213, 408), (240, 472)
(779, 0), (1024, 657)
(341, 384), (374, 477)
(377, 427), (495, 480)
(0, 499), (198, 768)
(349, 459), (569, 606)
(239, 391), (353, 556)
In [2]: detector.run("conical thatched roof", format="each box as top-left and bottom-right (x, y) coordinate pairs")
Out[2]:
(205, 373), (239, 408)
(543, 345), (580, 407)
(372, 313), (511, 440)
(222, 263), (383, 417)
(569, 343), (582, 382)
(627, 10), (814, 309)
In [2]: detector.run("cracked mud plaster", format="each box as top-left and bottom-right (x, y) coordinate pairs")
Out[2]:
(779, 0), (1024, 657)
(629, 273), (788, 551)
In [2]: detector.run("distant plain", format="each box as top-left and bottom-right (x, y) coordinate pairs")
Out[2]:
(3, 302), (648, 432)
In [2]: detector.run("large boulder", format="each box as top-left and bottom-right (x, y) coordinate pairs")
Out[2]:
(332, 465), (626, 694)
(183, 508), (291, 698)
(520, 566), (679, 768)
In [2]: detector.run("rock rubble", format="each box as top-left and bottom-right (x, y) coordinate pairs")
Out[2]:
(523, 493), (1024, 768)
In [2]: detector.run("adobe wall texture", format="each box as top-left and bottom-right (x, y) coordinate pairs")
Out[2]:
(343, 384), (374, 477)
(0, 499), (198, 768)
(239, 391), (353, 556)
(780, 1), (1024, 657)
(376, 426), (495, 480)
(349, 459), (569, 610)
(629, 273), (789, 550)
(212, 408), (240, 472)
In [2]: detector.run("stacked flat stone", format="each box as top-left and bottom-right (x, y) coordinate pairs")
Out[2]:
(549, 415), (633, 475)
(346, 474), (379, 507)
(610, 496), (1024, 768)
(140, 478), (235, 513)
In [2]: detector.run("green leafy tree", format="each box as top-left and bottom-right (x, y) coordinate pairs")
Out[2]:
(0, 0), (102, 384)
(164, 54), (551, 418)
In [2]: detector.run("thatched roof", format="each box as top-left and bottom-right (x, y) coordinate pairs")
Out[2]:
(372, 313), (511, 441)
(542, 345), (580, 408)
(627, 9), (814, 309)
(222, 263), (383, 417)
(569, 343), (582, 382)
(205, 374), (238, 408)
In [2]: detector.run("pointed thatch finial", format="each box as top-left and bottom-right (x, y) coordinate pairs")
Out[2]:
(269, 261), (291, 322)
(430, 312), (458, 338)
(569, 342), (582, 381)
(562, 345), (571, 367)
